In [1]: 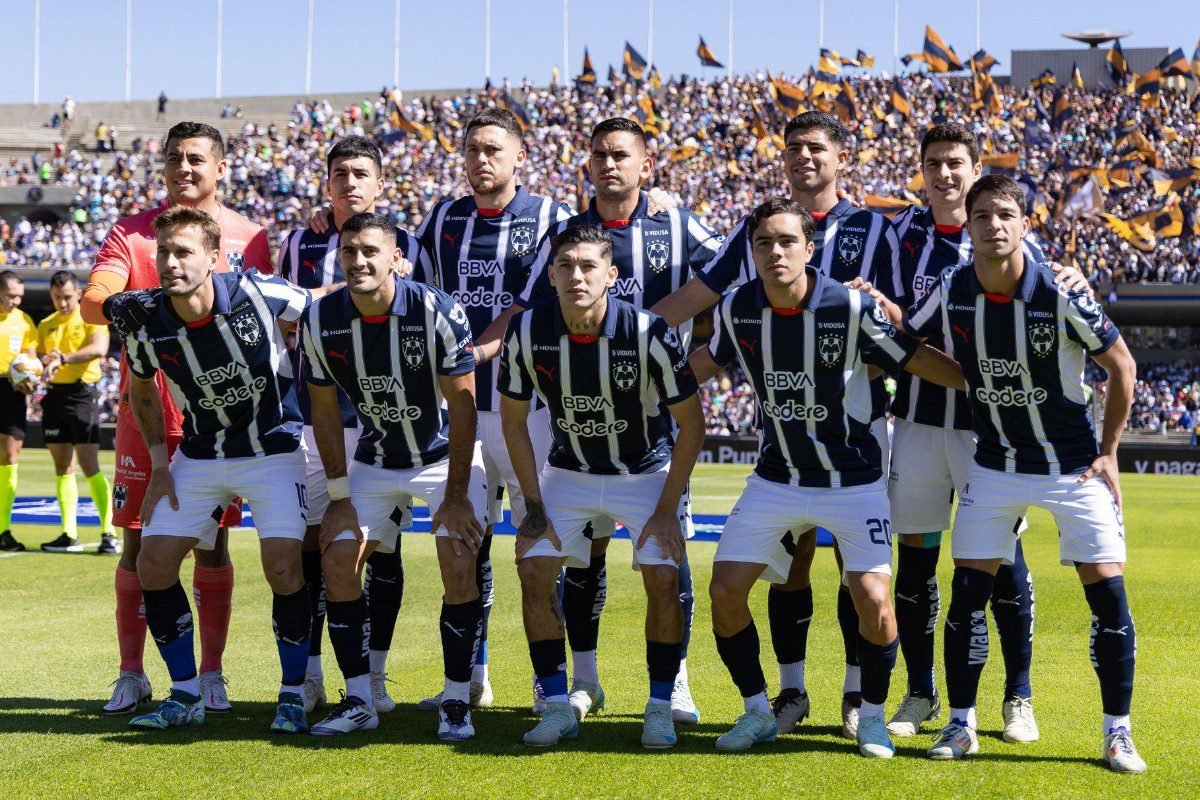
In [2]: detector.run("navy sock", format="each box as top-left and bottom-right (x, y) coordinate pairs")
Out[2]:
(326, 596), (370, 681)
(440, 598), (483, 684)
(364, 548), (402, 652)
(857, 633), (900, 707)
(1084, 576), (1136, 716)
(895, 542), (940, 696)
(678, 552), (694, 659)
(529, 638), (568, 697)
(272, 587), (312, 688)
(301, 549), (325, 656)
(143, 581), (197, 683)
(563, 552), (606, 652)
(475, 534), (494, 666)
(647, 640), (683, 702)
(837, 586), (860, 668)
(767, 585), (813, 665)
(990, 539), (1035, 700)
(714, 621), (767, 699)
(944, 567), (995, 712)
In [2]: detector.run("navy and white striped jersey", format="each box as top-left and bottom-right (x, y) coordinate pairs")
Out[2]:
(300, 275), (475, 470)
(277, 223), (423, 428)
(904, 260), (1119, 476)
(517, 192), (724, 330)
(413, 187), (570, 413)
(498, 297), (697, 476)
(708, 269), (918, 488)
(889, 204), (1045, 430)
(124, 271), (310, 460)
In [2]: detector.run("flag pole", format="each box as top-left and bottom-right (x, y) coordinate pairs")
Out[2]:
(817, 0), (825, 49)
(304, 0), (314, 95)
(975, 0), (981, 52)
(562, 0), (569, 84)
(484, 0), (492, 84)
(124, 0), (132, 102)
(215, 0), (223, 98)
(892, 0), (900, 74)
(727, 0), (734, 80)
(647, 0), (654, 74)
(393, 0), (401, 89)
(32, 0), (41, 104)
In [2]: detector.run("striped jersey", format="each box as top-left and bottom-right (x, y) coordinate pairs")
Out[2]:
(300, 276), (476, 470)
(904, 260), (1119, 476)
(277, 223), (423, 428)
(123, 271), (310, 460)
(517, 192), (724, 332)
(498, 297), (697, 475)
(708, 269), (918, 488)
(889, 204), (1045, 430)
(413, 187), (570, 412)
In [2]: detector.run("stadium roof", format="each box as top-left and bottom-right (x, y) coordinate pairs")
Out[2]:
(1061, 30), (1132, 47)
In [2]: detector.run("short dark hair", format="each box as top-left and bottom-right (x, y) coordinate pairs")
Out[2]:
(0, 270), (22, 289)
(747, 198), (816, 242)
(340, 212), (397, 245)
(327, 136), (383, 174)
(164, 121), (225, 158)
(783, 111), (849, 148)
(49, 270), (77, 290)
(965, 174), (1026, 217)
(153, 206), (221, 252)
(549, 225), (614, 263)
(590, 117), (647, 150)
(920, 122), (980, 164)
(463, 108), (524, 144)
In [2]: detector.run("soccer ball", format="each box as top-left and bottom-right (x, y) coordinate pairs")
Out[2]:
(9, 353), (43, 387)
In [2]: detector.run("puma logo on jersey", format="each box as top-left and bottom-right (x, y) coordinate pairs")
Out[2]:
(738, 338), (758, 356)
(902, 240), (920, 257)
(160, 352), (181, 368)
(442, 232), (459, 247)
(952, 324), (971, 344)
(535, 364), (557, 380)
(328, 348), (350, 364)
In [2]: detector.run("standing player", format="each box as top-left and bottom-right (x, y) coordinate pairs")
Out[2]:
(878, 176), (1144, 772)
(0, 272), (36, 553)
(36, 271), (114, 553)
(121, 207), (312, 734)
(686, 199), (965, 757)
(300, 212), (489, 741)
(499, 225), (706, 749)
(277, 135), (421, 716)
(82, 121), (273, 716)
(477, 116), (722, 725)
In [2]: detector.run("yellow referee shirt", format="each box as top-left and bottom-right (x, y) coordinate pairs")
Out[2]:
(0, 309), (36, 374)
(36, 309), (105, 384)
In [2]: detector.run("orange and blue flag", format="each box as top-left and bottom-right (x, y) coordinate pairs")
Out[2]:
(623, 42), (648, 80)
(1158, 48), (1190, 77)
(918, 25), (964, 72)
(498, 93), (531, 132)
(575, 48), (597, 85)
(969, 49), (998, 73)
(1107, 39), (1130, 83)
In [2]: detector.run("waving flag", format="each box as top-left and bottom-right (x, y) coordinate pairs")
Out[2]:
(697, 37), (724, 69)
(968, 49), (998, 74)
(906, 25), (964, 73)
(623, 42), (648, 80)
(575, 48), (597, 85)
(834, 80), (859, 122)
(1071, 62), (1084, 90)
(1050, 87), (1074, 132)
(1159, 48), (1190, 77)
(1107, 39), (1130, 84)
(498, 93), (531, 132)
(767, 72), (807, 116)
(887, 81), (913, 121)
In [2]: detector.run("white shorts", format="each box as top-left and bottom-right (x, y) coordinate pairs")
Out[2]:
(479, 406), (552, 527)
(343, 444), (489, 554)
(524, 464), (691, 569)
(143, 449), (307, 549)
(888, 420), (977, 533)
(872, 417), (891, 476)
(951, 463), (1126, 566)
(716, 473), (894, 583)
(302, 425), (414, 530)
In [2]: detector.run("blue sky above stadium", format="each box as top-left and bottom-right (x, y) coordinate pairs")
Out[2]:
(2, 0), (1192, 103)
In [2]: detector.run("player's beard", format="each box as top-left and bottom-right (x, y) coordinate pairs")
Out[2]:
(470, 170), (513, 199)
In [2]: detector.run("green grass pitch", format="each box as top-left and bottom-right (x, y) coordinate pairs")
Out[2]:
(1, 451), (1197, 798)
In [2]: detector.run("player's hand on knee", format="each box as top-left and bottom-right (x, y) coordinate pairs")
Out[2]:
(102, 290), (156, 339)
(640, 506), (685, 563)
(320, 498), (363, 551)
(1080, 453), (1122, 511)
(141, 467), (177, 525)
(514, 499), (559, 562)
(432, 495), (483, 558)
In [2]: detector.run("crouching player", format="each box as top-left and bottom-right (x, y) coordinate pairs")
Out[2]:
(121, 207), (313, 733)
(498, 225), (706, 750)
(687, 199), (965, 757)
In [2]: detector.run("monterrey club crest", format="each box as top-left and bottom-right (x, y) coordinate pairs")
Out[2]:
(510, 227), (536, 256)
(818, 334), (844, 367)
(113, 483), (128, 510)
(231, 313), (261, 346)
(227, 251), (245, 271)
(838, 235), (863, 264)
(1028, 323), (1056, 357)
(402, 338), (426, 369)
(613, 362), (639, 391)
(645, 240), (670, 273)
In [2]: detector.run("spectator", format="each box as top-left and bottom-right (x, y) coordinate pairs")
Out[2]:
(94, 121), (109, 153)
(157, 91), (169, 120)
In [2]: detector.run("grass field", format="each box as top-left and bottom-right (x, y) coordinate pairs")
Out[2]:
(1, 450), (1198, 798)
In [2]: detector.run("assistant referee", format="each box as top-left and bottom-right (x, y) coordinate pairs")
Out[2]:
(0, 270), (36, 553)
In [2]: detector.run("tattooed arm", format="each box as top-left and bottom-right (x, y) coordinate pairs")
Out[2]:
(501, 394), (560, 562)
(130, 374), (176, 525)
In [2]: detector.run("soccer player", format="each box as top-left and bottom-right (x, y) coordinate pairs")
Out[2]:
(876, 176), (1144, 772)
(0, 272), (36, 554)
(83, 121), (273, 716)
(499, 225), (705, 749)
(300, 212), (489, 741)
(121, 207), (312, 734)
(36, 271), (114, 553)
(477, 116), (722, 724)
(277, 135), (422, 716)
(686, 198), (965, 757)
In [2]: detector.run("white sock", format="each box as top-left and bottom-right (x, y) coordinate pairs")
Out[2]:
(744, 692), (771, 715)
(676, 658), (689, 684)
(1104, 714), (1131, 735)
(778, 660), (805, 693)
(369, 649), (388, 674)
(306, 655), (323, 678)
(443, 679), (470, 704)
(572, 650), (599, 684)
(472, 662), (489, 685)
(843, 665), (861, 694)
(173, 677), (200, 697)
(860, 700), (885, 719)
(346, 674), (372, 707)
(281, 683), (306, 705)
(949, 706), (977, 729)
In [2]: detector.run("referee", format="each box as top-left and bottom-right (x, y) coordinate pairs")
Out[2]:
(0, 271), (37, 553)
(37, 271), (114, 553)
